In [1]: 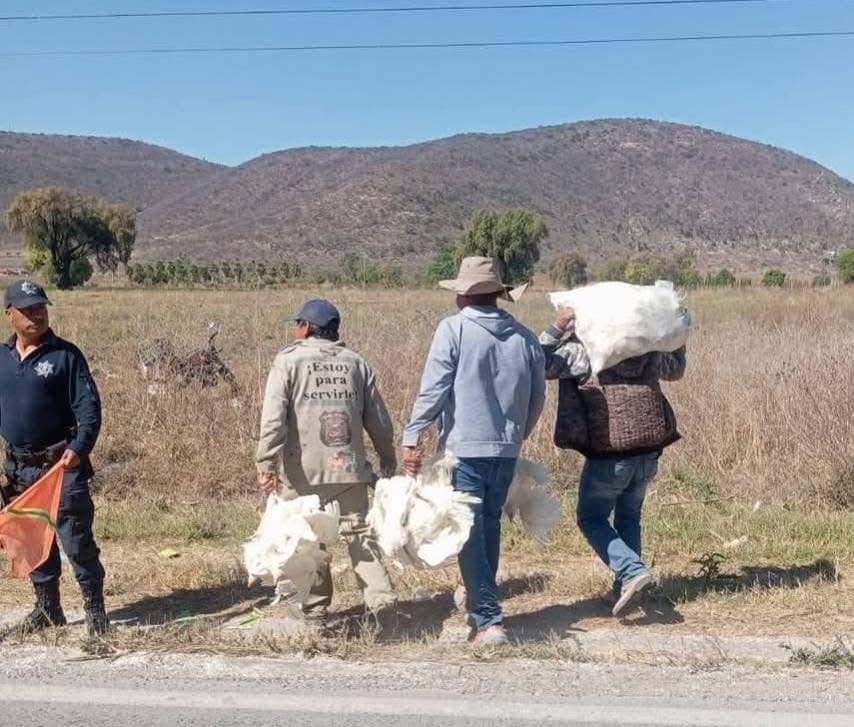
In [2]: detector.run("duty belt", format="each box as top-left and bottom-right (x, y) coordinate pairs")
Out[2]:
(6, 439), (69, 467)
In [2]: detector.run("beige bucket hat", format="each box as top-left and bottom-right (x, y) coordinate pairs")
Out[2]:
(438, 256), (529, 302)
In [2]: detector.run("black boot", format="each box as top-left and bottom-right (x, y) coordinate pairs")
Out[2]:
(0, 581), (66, 641)
(81, 582), (110, 637)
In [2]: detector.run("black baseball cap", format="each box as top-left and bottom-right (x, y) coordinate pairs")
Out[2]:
(288, 299), (340, 328)
(4, 280), (51, 309)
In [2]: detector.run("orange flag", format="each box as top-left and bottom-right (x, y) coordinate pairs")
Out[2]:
(0, 463), (64, 577)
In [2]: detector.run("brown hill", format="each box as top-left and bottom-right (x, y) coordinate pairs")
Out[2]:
(138, 119), (854, 272)
(0, 131), (224, 243)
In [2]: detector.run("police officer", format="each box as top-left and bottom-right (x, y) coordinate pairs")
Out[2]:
(0, 280), (108, 637)
(256, 299), (397, 628)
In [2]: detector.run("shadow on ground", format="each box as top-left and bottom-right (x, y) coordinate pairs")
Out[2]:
(105, 561), (838, 640)
(109, 579), (267, 626)
(334, 574), (554, 642)
(660, 558), (838, 603)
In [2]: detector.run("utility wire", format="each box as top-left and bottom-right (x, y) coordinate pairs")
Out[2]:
(0, 0), (794, 23)
(1, 30), (852, 56)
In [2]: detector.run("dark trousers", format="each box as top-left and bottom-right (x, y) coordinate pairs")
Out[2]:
(3, 456), (105, 588)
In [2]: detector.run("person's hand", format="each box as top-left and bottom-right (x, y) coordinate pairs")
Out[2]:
(553, 306), (576, 334)
(401, 447), (423, 478)
(58, 449), (80, 470)
(257, 470), (279, 495)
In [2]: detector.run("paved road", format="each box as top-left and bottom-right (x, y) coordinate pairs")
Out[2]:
(3, 682), (853, 727)
(2, 645), (853, 727)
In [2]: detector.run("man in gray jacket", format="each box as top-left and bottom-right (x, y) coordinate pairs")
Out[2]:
(402, 257), (546, 646)
(256, 299), (397, 626)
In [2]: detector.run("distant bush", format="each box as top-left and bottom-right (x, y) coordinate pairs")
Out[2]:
(622, 256), (659, 285)
(590, 258), (628, 282)
(835, 248), (854, 284)
(812, 274), (832, 288)
(590, 249), (702, 288)
(762, 269), (786, 288)
(708, 268), (736, 287)
(426, 242), (459, 283)
(338, 253), (405, 288)
(549, 252), (588, 288)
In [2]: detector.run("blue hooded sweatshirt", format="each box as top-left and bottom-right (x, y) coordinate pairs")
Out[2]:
(402, 306), (546, 459)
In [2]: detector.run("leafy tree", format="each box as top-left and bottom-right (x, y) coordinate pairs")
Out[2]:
(762, 269), (786, 288)
(52, 256), (93, 287)
(426, 242), (459, 283)
(24, 246), (49, 273)
(6, 186), (135, 289)
(549, 252), (588, 288)
(835, 248), (854, 284)
(458, 208), (547, 284)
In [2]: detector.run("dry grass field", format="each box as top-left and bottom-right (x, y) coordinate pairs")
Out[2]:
(2, 284), (853, 656)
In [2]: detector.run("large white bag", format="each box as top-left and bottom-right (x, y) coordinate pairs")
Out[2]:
(549, 280), (691, 375)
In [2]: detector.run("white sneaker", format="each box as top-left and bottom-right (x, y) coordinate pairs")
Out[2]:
(612, 572), (654, 617)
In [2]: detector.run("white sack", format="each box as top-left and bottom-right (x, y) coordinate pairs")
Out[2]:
(242, 494), (340, 613)
(549, 280), (692, 375)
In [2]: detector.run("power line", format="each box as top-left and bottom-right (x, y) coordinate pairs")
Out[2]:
(2, 30), (851, 55)
(0, 0), (791, 23)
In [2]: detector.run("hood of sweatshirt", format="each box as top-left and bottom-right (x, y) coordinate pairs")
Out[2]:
(460, 306), (519, 340)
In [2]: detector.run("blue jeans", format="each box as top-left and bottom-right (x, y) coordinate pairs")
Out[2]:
(576, 453), (659, 589)
(453, 457), (518, 631)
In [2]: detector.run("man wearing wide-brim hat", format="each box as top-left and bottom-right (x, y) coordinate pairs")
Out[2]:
(401, 257), (546, 647)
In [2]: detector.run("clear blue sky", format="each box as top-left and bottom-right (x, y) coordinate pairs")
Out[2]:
(2, 0), (853, 179)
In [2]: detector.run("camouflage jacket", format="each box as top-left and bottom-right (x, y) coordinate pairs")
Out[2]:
(255, 338), (396, 489)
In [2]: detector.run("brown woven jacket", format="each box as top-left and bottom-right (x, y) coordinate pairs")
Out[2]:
(553, 350), (685, 459)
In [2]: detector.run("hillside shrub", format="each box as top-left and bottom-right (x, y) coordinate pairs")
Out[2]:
(835, 248), (854, 284)
(762, 269), (786, 288)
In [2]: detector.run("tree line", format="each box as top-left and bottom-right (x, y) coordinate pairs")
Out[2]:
(126, 259), (303, 287)
(5, 186), (854, 290)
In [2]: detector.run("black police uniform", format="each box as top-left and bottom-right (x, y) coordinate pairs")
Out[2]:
(0, 328), (105, 588)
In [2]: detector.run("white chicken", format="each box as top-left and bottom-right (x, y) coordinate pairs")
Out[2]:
(242, 494), (340, 615)
(368, 453), (562, 569)
(502, 459), (562, 544)
(369, 452), (479, 568)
